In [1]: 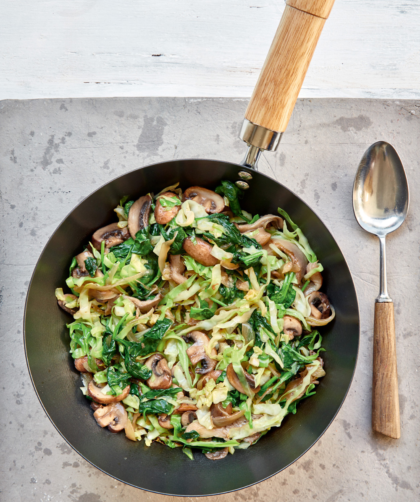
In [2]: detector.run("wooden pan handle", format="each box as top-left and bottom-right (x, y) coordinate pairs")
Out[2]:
(245, 0), (335, 133)
(372, 302), (401, 439)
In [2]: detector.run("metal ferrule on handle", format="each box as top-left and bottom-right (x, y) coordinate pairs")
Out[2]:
(240, 0), (335, 168)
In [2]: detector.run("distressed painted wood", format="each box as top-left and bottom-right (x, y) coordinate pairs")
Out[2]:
(372, 301), (400, 439)
(0, 0), (419, 100)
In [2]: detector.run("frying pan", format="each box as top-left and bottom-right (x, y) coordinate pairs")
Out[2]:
(25, 0), (359, 496)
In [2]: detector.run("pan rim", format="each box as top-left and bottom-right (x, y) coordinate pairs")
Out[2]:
(23, 157), (360, 497)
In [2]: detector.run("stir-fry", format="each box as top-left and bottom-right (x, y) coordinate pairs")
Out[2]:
(56, 181), (335, 461)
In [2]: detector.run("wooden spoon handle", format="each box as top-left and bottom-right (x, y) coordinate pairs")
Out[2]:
(372, 302), (401, 438)
(245, 0), (335, 133)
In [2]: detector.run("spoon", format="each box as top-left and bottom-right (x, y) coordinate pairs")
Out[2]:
(353, 141), (409, 439)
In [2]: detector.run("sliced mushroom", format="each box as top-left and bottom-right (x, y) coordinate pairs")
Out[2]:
(243, 432), (261, 444)
(58, 293), (78, 315)
(183, 186), (225, 214)
(237, 215), (283, 233)
(184, 331), (217, 374)
(205, 448), (229, 461)
(170, 254), (187, 284)
(89, 288), (120, 303)
(90, 401), (102, 412)
(183, 237), (219, 267)
(271, 238), (308, 284)
(307, 292), (331, 319)
(144, 354), (172, 389)
(158, 414), (174, 429)
(88, 380), (130, 405)
(123, 294), (162, 313)
(72, 268), (89, 279)
(236, 280), (249, 292)
(74, 356), (106, 373)
(76, 250), (94, 271)
(92, 223), (130, 251)
(283, 315), (303, 340)
(128, 194), (152, 238)
(211, 402), (245, 427)
(173, 403), (198, 414)
(226, 363), (259, 395)
(304, 262), (323, 296)
(245, 227), (272, 246)
(185, 416), (249, 439)
(155, 192), (181, 225)
(181, 411), (198, 427)
(93, 402), (128, 432)
(282, 362), (326, 402)
(196, 370), (222, 390)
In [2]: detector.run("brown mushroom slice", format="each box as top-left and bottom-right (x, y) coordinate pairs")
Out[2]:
(58, 293), (78, 315)
(181, 411), (198, 427)
(92, 223), (130, 251)
(183, 186), (225, 214)
(88, 380), (130, 404)
(145, 354), (172, 389)
(128, 194), (152, 238)
(237, 215), (283, 233)
(205, 448), (229, 461)
(74, 356), (97, 373)
(211, 402), (245, 427)
(226, 363), (259, 395)
(282, 362), (326, 402)
(169, 254), (187, 284)
(184, 331), (217, 374)
(283, 315), (303, 340)
(72, 268), (90, 279)
(173, 403), (198, 414)
(90, 401), (102, 412)
(304, 262), (323, 296)
(123, 294), (162, 313)
(245, 227), (272, 246)
(76, 250), (94, 271)
(184, 422), (229, 439)
(243, 432), (261, 444)
(88, 288), (120, 303)
(272, 238), (308, 284)
(155, 192), (181, 225)
(183, 237), (219, 267)
(236, 279), (249, 292)
(93, 402), (128, 432)
(196, 370), (222, 390)
(307, 292), (331, 319)
(158, 414), (174, 429)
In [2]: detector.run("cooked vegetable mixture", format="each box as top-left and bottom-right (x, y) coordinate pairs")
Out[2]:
(56, 181), (335, 461)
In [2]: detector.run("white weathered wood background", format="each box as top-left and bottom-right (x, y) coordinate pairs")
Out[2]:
(1, 0), (419, 100)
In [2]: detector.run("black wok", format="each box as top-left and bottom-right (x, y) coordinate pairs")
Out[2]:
(24, 0), (359, 496)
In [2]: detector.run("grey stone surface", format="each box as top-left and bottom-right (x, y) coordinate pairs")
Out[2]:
(0, 97), (419, 501)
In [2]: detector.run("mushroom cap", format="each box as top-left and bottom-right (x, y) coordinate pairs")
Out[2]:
(183, 187), (224, 214)
(307, 292), (331, 319)
(272, 238), (308, 283)
(211, 402), (245, 427)
(237, 214), (283, 233)
(123, 294), (162, 313)
(88, 380), (130, 404)
(181, 411), (198, 427)
(92, 223), (130, 251)
(196, 370), (222, 390)
(226, 363), (259, 395)
(93, 402), (128, 432)
(145, 354), (172, 389)
(283, 315), (303, 340)
(128, 194), (152, 238)
(205, 448), (229, 461)
(246, 227), (272, 246)
(184, 331), (217, 375)
(174, 403), (198, 414)
(183, 237), (219, 267)
(155, 192), (181, 225)
(57, 294), (78, 315)
(158, 413), (174, 429)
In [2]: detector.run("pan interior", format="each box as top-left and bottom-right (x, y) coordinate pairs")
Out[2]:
(25, 159), (359, 496)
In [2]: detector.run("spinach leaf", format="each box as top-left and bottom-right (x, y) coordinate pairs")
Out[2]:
(142, 253), (160, 285)
(141, 387), (182, 400)
(102, 334), (116, 366)
(232, 250), (264, 268)
(204, 214), (261, 249)
(190, 299), (217, 320)
(166, 226), (187, 255)
(119, 340), (153, 380)
(215, 180), (248, 220)
(298, 331), (322, 351)
(266, 273), (296, 308)
(130, 383), (141, 399)
(219, 285), (245, 304)
(279, 344), (323, 370)
(249, 310), (275, 347)
(106, 366), (131, 395)
(182, 430), (200, 440)
(84, 257), (98, 277)
(112, 229), (153, 260)
(222, 389), (247, 408)
(124, 200), (135, 218)
(138, 399), (173, 415)
(216, 370), (226, 383)
(121, 319), (172, 358)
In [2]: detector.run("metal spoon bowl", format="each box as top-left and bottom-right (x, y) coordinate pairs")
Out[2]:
(353, 141), (409, 439)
